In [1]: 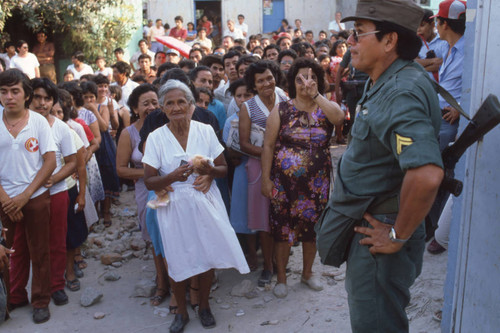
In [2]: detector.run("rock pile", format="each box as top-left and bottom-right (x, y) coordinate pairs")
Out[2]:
(82, 209), (152, 267)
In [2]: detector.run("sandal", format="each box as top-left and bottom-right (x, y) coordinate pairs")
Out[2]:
(103, 219), (112, 228)
(74, 255), (87, 269)
(74, 263), (84, 278)
(65, 276), (80, 292)
(150, 288), (169, 306)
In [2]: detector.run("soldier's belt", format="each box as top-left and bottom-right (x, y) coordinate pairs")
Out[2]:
(366, 195), (399, 216)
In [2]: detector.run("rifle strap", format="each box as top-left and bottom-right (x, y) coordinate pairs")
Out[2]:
(430, 79), (471, 121)
(403, 62), (470, 120)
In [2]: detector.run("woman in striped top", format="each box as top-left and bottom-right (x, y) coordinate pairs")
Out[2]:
(239, 60), (288, 287)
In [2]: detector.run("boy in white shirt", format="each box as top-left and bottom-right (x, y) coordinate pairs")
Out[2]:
(94, 56), (113, 82)
(9, 40), (40, 79)
(66, 51), (94, 80)
(30, 78), (76, 308)
(235, 14), (249, 41)
(0, 69), (56, 324)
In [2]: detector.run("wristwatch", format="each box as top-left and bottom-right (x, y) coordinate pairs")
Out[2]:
(389, 227), (409, 243)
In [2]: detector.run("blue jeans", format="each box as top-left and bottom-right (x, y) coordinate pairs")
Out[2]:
(439, 118), (459, 152)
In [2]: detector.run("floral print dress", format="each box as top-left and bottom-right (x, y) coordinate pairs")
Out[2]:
(270, 100), (334, 244)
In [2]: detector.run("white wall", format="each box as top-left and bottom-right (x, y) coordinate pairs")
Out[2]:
(147, 0), (194, 29)
(286, 1), (336, 36)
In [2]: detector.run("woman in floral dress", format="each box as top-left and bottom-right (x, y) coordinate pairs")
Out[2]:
(261, 58), (344, 298)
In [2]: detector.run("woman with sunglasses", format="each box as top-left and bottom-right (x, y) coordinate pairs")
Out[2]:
(260, 58), (344, 298)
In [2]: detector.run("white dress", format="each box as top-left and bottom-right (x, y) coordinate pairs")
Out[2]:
(142, 121), (250, 282)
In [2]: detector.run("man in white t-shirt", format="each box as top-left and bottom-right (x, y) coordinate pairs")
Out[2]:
(193, 28), (213, 51)
(328, 11), (346, 34)
(223, 20), (244, 41)
(235, 14), (249, 41)
(0, 69), (56, 324)
(130, 39), (156, 72)
(10, 40), (40, 79)
(30, 77), (76, 308)
(111, 61), (139, 111)
(66, 51), (94, 80)
(149, 19), (166, 53)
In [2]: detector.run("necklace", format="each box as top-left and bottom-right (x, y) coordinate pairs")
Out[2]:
(3, 110), (27, 132)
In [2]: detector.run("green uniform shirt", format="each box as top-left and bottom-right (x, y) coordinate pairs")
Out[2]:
(331, 59), (443, 215)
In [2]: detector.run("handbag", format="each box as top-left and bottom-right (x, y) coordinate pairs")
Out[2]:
(226, 118), (265, 155)
(315, 195), (399, 267)
(315, 206), (360, 267)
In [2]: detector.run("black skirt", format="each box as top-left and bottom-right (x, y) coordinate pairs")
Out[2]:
(66, 185), (88, 249)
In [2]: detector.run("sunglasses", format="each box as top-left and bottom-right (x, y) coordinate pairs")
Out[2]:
(351, 30), (380, 42)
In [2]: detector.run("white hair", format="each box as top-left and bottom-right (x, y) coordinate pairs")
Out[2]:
(158, 79), (195, 106)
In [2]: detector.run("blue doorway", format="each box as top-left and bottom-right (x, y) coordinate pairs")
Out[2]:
(263, 0), (285, 33)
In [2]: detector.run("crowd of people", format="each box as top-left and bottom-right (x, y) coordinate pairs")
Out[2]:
(0, 0), (466, 332)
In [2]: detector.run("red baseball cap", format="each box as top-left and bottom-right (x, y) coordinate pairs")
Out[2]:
(431, 0), (467, 19)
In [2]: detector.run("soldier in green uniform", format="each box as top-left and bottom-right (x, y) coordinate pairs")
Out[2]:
(315, 1), (445, 332)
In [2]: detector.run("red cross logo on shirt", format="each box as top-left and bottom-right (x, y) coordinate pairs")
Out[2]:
(25, 137), (39, 152)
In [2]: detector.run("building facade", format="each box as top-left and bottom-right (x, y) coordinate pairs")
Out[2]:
(144, 0), (441, 41)
(145, 0), (339, 38)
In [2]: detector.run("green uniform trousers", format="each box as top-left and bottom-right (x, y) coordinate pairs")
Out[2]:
(346, 218), (425, 333)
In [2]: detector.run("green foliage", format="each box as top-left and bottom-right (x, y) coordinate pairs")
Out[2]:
(1, 0), (138, 64)
(0, 1), (17, 31)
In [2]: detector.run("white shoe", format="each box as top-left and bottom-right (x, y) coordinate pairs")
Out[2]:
(301, 276), (323, 291)
(273, 283), (288, 298)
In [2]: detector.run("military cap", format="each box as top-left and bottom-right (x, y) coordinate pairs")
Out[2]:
(341, 0), (425, 33)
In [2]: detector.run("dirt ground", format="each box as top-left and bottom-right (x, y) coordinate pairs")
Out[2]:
(2, 144), (447, 333)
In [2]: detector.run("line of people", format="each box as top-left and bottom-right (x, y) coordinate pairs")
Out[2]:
(0, 26), (349, 330)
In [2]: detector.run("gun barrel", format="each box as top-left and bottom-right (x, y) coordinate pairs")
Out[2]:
(442, 94), (500, 169)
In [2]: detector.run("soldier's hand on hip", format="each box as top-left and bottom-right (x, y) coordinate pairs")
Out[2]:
(355, 213), (404, 255)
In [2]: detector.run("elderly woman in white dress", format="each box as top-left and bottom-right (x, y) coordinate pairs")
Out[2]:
(142, 80), (249, 333)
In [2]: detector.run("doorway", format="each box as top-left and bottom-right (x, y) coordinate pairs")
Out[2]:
(263, 0), (285, 33)
(194, 0), (221, 45)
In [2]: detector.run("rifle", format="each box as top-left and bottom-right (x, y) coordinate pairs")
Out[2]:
(441, 94), (500, 196)
(341, 80), (367, 91)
